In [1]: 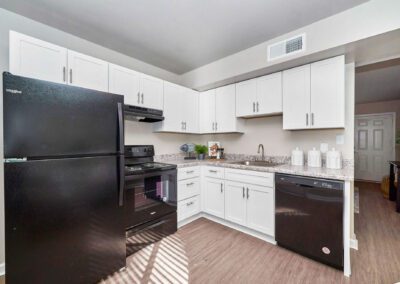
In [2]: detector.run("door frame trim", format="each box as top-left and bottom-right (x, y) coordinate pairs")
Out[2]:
(354, 112), (396, 181)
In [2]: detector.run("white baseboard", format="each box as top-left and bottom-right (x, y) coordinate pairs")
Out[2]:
(0, 262), (5, 276)
(350, 238), (358, 250)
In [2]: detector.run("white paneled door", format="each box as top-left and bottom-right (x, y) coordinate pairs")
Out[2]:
(355, 113), (395, 182)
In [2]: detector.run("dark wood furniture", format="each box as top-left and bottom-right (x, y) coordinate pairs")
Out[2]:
(389, 161), (400, 212)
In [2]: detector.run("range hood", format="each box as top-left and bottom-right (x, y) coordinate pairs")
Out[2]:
(124, 104), (164, 122)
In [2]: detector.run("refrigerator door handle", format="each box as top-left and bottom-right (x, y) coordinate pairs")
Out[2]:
(117, 102), (124, 154)
(118, 155), (124, 207)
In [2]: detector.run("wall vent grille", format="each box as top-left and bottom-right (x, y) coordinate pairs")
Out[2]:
(268, 34), (306, 61)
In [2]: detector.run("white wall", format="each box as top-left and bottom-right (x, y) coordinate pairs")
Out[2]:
(180, 0), (400, 90)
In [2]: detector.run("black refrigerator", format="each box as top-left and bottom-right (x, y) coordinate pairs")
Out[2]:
(3, 72), (126, 283)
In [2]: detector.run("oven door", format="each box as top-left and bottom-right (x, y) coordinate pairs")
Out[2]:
(125, 169), (177, 229)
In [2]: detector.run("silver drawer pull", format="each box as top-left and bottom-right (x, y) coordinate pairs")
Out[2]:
(209, 170), (217, 173)
(186, 170), (194, 174)
(186, 201), (194, 206)
(186, 182), (195, 186)
(150, 211), (156, 215)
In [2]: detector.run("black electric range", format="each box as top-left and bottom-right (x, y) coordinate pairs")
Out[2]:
(124, 145), (177, 256)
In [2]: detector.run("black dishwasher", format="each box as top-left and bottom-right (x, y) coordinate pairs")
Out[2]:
(275, 174), (344, 269)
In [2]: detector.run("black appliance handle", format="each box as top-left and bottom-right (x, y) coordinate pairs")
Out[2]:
(117, 102), (124, 154)
(118, 155), (124, 207)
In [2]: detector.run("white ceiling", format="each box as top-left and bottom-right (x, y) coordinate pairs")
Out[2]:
(356, 59), (400, 104)
(0, 0), (367, 74)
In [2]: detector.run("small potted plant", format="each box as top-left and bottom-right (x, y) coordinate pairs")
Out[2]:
(195, 144), (208, 160)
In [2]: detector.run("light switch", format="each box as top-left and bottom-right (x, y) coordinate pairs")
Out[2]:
(336, 134), (345, 145)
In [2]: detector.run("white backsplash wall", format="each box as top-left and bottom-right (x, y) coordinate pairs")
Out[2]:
(125, 120), (200, 155)
(200, 116), (349, 158)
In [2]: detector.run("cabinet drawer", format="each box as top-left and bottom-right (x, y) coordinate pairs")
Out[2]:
(225, 168), (274, 187)
(178, 178), (200, 201)
(203, 166), (225, 179)
(178, 166), (200, 180)
(178, 195), (200, 222)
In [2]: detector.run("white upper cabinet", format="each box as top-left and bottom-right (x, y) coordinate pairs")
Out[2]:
(200, 85), (244, 133)
(9, 31), (67, 84)
(140, 74), (164, 110)
(182, 88), (199, 133)
(256, 72), (282, 115)
(67, 50), (109, 92)
(235, 78), (257, 117)
(154, 82), (199, 133)
(310, 56), (345, 129)
(199, 89), (216, 133)
(215, 84), (242, 132)
(283, 55), (345, 130)
(236, 72), (282, 118)
(282, 64), (311, 130)
(109, 63), (141, 105)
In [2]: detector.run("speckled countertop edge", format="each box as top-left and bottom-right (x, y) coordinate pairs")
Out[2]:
(162, 159), (354, 181)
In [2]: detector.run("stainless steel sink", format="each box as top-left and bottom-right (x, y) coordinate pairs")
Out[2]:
(229, 160), (282, 167)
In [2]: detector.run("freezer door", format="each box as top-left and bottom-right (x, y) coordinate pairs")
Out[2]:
(5, 156), (125, 284)
(3, 72), (124, 158)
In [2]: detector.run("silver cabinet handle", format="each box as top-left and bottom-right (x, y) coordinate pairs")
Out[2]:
(186, 201), (194, 206)
(141, 93), (144, 104)
(186, 182), (194, 186)
(220, 183), (223, 193)
(209, 170), (217, 173)
(212, 122), (215, 131)
(181, 121), (184, 130)
(306, 113), (309, 126)
(242, 187), (245, 198)
(184, 122), (187, 130)
(69, 69), (72, 84)
(63, 67), (66, 82)
(253, 102), (255, 112)
(186, 170), (194, 174)
(137, 92), (140, 104)
(246, 187), (249, 199)
(311, 113), (314, 126)
(215, 122), (218, 131)
(256, 102), (259, 112)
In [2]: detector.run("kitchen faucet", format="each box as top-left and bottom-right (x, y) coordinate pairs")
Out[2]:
(257, 144), (264, 161)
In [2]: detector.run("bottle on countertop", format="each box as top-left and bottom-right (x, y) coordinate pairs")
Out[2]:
(291, 147), (304, 166)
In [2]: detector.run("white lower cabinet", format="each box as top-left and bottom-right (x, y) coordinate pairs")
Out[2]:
(203, 178), (225, 219)
(225, 181), (246, 226)
(246, 184), (274, 236)
(178, 195), (200, 222)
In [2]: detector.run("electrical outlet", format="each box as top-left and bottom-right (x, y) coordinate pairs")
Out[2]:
(336, 134), (345, 145)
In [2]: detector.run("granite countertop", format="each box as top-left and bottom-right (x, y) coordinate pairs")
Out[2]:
(164, 159), (354, 181)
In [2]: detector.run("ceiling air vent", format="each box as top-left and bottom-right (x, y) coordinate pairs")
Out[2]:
(267, 34), (306, 61)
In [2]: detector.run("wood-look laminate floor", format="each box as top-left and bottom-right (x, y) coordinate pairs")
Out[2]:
(2, 182), (398, 283)
(100, 181), (400, 284)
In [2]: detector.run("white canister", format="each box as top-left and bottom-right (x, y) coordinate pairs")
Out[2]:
(326, 148), (342, 169)
(291, 147), (304, 166)
(308, 147), (322, 168)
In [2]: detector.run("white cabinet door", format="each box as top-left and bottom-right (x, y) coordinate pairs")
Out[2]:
(140, 74), (164, 110)
(108, 64), (141, 105)
(310, 56), (345, 129)
(215, 84), (236, 132)
(282, 65), (311, 130)
(235, 78), (257, 117)
(225, 181), (246, 226)
(246, 185), (274, 236)
(183, 89), (199, 133)
(257, 72), (282, 115)
(67, 50), (109, 92)
(199, 90), (216, 133)
(9, 31), (67, 84)
(162, 82), (184, 132)
(203, 178), (225, 219)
